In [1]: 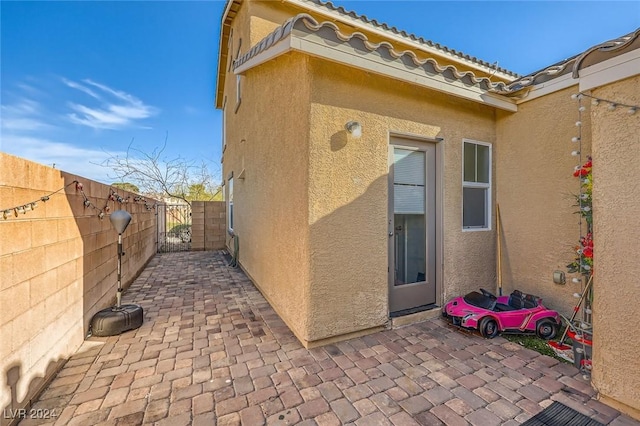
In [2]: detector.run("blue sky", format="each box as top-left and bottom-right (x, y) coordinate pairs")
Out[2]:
(1, 1), (638, 184)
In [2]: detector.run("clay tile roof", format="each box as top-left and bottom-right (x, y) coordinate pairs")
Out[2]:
(302, 0), (520, 78)
(233, 14), (512, 94)
(496, 28), (640, 94)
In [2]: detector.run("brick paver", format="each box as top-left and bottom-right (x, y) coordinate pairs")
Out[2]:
(19, 251), (639, 425)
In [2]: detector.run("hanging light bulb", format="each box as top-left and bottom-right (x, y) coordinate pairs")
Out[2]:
(592, 99), (599, 106)
(571, 94), (578, 100)
(84, 199), (91, 207)
(30, 202), (37, 210)
(572, 137), (580, 143)
(24, 204), (32, 212)
(571, 150), (580, 156)
(573, 293), (582, 298)
(3, 210), (10, 219)
(99, 212), (105, 219)
(578, 106), (586, 112)
(582, 206), (591, 212)
(585, 308), (592, 314)
(41, 195), (50, 202)
(76, 182), (83, 191)
(608, 103), (617, 111)
(575, 121), (582, 127)
(629, 107), (637, 115)
(572, 277), (581, 284)
(17, 206), (26, 214)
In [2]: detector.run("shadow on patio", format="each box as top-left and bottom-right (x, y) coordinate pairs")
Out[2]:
(17, 251), (638, 426)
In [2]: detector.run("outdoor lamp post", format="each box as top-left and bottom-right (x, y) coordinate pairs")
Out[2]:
(111, 210), (131, 308)
(89, 210), (144, 336)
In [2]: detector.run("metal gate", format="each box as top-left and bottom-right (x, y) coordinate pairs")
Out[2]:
(157, 203), (192, 252)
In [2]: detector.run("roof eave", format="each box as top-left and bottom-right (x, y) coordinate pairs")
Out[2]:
(234, 17), (517, 112)
(215, 0), (242, 109)
(284, 0), (518, 82)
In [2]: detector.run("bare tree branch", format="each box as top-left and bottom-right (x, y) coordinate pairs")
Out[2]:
(100, 133), (221, 205)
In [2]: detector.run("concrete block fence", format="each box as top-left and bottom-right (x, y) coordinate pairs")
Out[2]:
(0, 153), (157, 424)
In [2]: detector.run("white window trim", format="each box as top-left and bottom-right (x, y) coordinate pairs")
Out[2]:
(235, 75), (242, 112)
(227, 173), (234, 234)
(462, 139), (492, 232)
(222, 96), (227, 154)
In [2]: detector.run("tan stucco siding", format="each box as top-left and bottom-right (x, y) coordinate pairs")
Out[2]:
(590, 75), (640, 419)
(306, 58), (497, 342)
(222, 50), (312, 342)
(248, 1), (293, 45)
(495, 86), (592, 315)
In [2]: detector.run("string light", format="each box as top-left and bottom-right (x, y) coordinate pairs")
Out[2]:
(578, 92), (640, 114)
(1, 180), (157, 221)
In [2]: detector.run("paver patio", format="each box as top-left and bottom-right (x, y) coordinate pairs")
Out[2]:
(19, 251), (639, 425)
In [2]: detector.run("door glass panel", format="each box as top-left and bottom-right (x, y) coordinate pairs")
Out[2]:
(393, 147), (426, 286)
(394, 214), (426, 285)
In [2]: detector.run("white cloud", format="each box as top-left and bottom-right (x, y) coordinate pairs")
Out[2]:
(0, 99), (53, 131)
(64, 79), (158, 129)
(62, 78), (101, 100)
(1, 134), (124, 184)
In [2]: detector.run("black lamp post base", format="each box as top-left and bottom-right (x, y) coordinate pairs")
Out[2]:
(89, 304), (144, 337)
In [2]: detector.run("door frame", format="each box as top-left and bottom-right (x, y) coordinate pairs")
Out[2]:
(387, 132), (444, 314)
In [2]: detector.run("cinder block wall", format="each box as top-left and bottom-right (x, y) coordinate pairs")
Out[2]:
(0, 153), (157, 423)
(191, 201), (226, 251)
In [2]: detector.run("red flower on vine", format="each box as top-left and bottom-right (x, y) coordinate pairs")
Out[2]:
(573, 156), (593, 177)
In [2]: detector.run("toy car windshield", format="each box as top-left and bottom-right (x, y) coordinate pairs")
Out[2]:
(463, 291), (496, 310)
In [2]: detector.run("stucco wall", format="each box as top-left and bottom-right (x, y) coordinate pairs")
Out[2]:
(590, 75), (640, 419)
(495, 86), (592, 315)
(222, 46), (312, 343)
(0, 153), (156, 424)
(306, 58), (498, 343)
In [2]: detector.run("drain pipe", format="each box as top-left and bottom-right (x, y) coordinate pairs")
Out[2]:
(228, 228), (239, 268)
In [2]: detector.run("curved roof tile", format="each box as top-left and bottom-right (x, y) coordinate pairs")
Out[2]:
(495, 28), (640, 94)
(302, 0), (520, 78)
(234, 14), (511, 94)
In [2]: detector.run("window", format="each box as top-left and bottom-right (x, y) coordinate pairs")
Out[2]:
(227, 174), (234, 232)
(235, 75), (242, 110)
(222, 97), (227, 154)
(227, 29), (233, 72)
(462, 140), (491, 230)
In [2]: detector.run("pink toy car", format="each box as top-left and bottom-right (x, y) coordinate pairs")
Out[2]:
(442, 288), (560, 339)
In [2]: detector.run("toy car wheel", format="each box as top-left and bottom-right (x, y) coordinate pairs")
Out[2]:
(479, 317), (499, 338)
(536, 319), (557, 340)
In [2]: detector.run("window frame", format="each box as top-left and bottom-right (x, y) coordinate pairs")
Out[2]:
(222, 96), (227, 154)
(462, 139), (492, 231)
(235, 75), (242, 112)
(227, 172), (234, 234)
